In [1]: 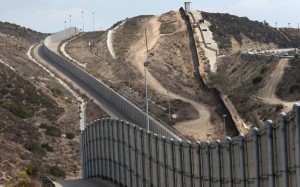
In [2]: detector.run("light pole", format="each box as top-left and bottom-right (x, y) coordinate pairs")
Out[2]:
(82, 11), (85, 32)
(69, 15), (71, 28)
(144, 61), (151, 131)
(93, 12), (95, 32)
(64, 21), (66, 29)
(223, 114), (227, 140)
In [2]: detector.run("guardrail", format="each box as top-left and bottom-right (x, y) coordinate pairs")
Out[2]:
(43, 28), (185, 140)
(81, 103), (300, 187)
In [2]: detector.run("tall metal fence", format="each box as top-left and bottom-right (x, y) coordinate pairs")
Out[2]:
(81, 103), (300, 187)
(43, 28), (184, 140)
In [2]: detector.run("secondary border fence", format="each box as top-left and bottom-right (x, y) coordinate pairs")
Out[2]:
(81, 103), (300, 187)
(43, 28), (184, 141)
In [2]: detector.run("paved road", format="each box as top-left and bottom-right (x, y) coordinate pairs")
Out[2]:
(55, 179), (118, 187)
(33, 43), (139, 125)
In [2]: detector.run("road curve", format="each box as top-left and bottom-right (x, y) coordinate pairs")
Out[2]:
(258, 58), (299, 111)
(33, 43), (139, 125)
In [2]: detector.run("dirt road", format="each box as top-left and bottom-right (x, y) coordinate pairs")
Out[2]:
(126, 16), (212, 140)
(258, 58), (298, 111)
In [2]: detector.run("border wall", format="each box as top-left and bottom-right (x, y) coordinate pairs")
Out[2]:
(43, 28), (184, 140)
(81, 103), (300, 187)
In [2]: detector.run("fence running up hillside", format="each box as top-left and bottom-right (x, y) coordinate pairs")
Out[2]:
(81, 103), (300, 187)
(43, 28), (184, 140)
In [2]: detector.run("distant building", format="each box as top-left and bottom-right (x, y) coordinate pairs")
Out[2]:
(185, 2), (191, 12)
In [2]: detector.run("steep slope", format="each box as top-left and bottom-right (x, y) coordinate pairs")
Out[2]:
(201, 12), (299, 54)
(0, 22), (107, 185)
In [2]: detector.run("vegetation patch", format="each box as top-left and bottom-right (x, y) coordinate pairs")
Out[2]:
(41, 143), (54, 152)
(1, 103), (32, 119)
(49, 165), (66, 178)
(24, 142), (46, 157)
(39, 123), (61, 137)
(65, 132), (75, 139)
(51, 88), (64, 98)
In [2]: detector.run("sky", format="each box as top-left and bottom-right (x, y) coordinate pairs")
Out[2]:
(0, 0), (299, 33)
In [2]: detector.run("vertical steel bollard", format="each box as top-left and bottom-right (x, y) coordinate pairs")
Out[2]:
(175, 140), (183, 187)
(183, 141), (192, 187)
(96, 120), (101, 177)
(146, 131), (151, 187)
(279, 112), (288, 187)
(194, 141), (202, 187)
(166, 138), (175, 187)
(138, 128), (144, 187)
(225, 137), (233, 187)
(252, 127), (260, 187)
(91, 123), (95, 177)
(81, 130), (86, 178)
(158, 136), (167, 186)
(86, 125), (90, 178)
(294, 103), (300, 187)
(215, 140), (222, 187)
(132, 125), (138, 187)
(238, 134), (246, 187)
(152, 134), (159, 187)
(111, 119), (117, 182)
(100, 120), (106, 178)
(119, 121), (125, 185)
(266, 120), (275, 187)
(204, 140), (211, 187)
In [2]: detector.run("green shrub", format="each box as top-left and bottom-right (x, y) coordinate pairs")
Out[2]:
(276, 104), (284, 111)
(252, 76), (262, 85)
(289, 84), (300, 94)
(51, 88), (64, 97)
(26, 164), (40, 178)
(49, 165), (66, 178)
(41, 143), (54, 152)
(1, 103), (32, 119)
(39, 123), (61, 137)
(260, 65), (268, 74)
(24, 142), (46, 157)
(65, 132), (75, 139)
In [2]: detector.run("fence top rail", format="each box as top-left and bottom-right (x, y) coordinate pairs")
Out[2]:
(83, 103), (298, 145)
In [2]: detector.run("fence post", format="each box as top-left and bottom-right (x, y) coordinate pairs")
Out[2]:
(238, 134), (246, 187)
(294, 103), (300, 187)
(279, 112), (288, 187)
(266, 120), (275, 187)
(252, 127), (260, 187)
(215, 140), (222, 187)
(204, 140), (211, 187)
(225, 137), (233, 187)
(146, 131), (151, 187)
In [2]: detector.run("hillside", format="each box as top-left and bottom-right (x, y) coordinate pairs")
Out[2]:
(201, 12), (299, 54)
(64, 11), (236, 141)
(0, 22), (107, 185)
